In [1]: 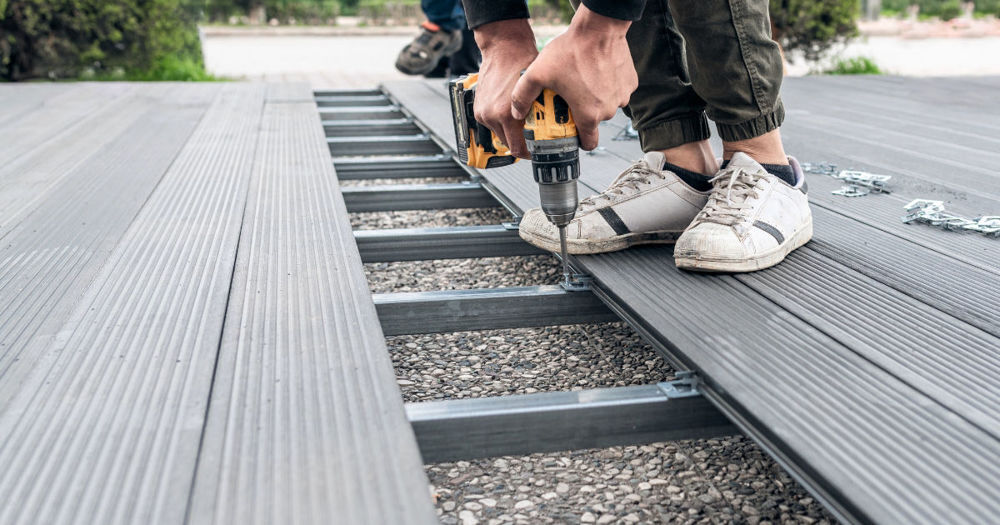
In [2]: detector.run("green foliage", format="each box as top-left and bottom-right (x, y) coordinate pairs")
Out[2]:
(882, 0), (1000, 18)
(0, 0), (206, 81)
(203, 0), (339, 23)
(824, 55), (883, 74)
(770, 0), (860, 62)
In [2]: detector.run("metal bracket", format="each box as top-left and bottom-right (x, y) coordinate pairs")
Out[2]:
(502, 220), (520, 231)
(658, 371), (701, 399)
(560, 274), (593, 292)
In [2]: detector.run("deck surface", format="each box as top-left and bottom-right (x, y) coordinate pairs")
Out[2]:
(383, 77), (1000, 525)
(0, 82), (435, 524)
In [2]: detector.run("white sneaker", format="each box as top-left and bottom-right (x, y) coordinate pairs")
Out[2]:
(674, 152), (813, 273)
(518, 152), (710, 254)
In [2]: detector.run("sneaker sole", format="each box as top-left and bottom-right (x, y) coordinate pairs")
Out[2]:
(395, 34), (463, 76)
(674, 218), (813, 273)
(519, 229), (684, 255)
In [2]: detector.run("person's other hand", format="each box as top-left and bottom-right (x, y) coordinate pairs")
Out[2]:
(510, 5), (636, 151)
(472, 19), (538, 159)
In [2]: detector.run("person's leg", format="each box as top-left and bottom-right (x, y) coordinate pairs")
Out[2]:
(421, 0), (464, 30)
(518, 0), (720, 255)
(668, 0), (812, 272)
(667, 0), (787, 166)
(624, 0), (716, 176)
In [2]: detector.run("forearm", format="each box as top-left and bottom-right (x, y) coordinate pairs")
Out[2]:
(461, 0), (529, 30)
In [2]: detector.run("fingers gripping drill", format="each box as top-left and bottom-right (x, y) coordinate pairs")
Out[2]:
(449, 74), (581, 287)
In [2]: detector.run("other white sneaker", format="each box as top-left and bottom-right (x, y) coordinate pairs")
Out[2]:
(674, 152), (812, 272)
(518, 152), (710, 254)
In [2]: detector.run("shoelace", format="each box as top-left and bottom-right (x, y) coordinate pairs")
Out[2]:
(696, 166), (767, 226)
(578, 161), (665, 212)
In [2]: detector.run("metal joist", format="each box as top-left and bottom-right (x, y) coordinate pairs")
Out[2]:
(324, 119), (422, 137)
(315, 95), (392, 107)
(355, 224), (543, 262)
(314, 89), (382, 97)
(333, 155), (466, 180)
(328, 135), (440, 156)
(342, 182), (496, 212)
(321, 106), (405, 121)
(407, 379), (738, 463)
(374, 285), (618, 335)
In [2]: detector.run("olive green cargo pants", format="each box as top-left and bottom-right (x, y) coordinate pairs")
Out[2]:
(572, 0), (785, 152)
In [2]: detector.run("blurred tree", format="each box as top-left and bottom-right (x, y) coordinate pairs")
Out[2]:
(0, 0), (205, 80)
(770, 0), (860, 62)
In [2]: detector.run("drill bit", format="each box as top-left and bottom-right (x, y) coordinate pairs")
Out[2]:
(559, 226), (570, 287)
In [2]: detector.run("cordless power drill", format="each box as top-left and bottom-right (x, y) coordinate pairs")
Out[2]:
(448, 74), (580, 286)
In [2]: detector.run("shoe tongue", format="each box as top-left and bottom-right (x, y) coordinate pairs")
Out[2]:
(641, 151), (666, 171)
(726, 152), (765, 172)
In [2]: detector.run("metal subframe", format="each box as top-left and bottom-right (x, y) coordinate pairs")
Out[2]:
(333, 155), (465, 180)
(328, 135), (441, 156)
(323, 88), (740, 481)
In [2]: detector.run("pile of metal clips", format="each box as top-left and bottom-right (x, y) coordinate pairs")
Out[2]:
(903, 199), (1000, 237)
(801, 162), (892, 197)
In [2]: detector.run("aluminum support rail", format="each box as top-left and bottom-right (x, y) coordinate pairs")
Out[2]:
(324, 119), (422, 137)
(355, 224), (544, 262)
(315, 95), (392, 107)
(314, 89), (382, 97)
(342, 182), (497, 212)
(321, 107), (405, 121)
(333, 155), (466, 181)
(328, 135), (441, 156)
(374, 285), (618, 335)
(407, 379), (738, 463)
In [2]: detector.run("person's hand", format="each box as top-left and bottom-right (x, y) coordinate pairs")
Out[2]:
(510, 5), (637, 151)
(471, 19), (538, 159)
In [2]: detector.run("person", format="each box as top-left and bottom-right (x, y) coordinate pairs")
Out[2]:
(396, 0), (482, 78)
(461, 0), (813, 272)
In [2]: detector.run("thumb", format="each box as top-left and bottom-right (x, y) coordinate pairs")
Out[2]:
(510, 70), (543, 121)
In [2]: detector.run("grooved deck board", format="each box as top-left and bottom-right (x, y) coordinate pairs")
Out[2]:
(384, 77), (1000, 524)
(0, 84), (215, 409)
(0, 84), (264, 525)
(190, 94), (436, 524)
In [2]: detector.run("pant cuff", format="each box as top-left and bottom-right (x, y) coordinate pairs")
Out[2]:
(637, 113), (712, 152)
(715, 102), (785, 142)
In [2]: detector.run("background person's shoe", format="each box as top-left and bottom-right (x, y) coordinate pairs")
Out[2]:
(518, 152), (710, 255)
(674, 153), (812, 273)
(395, 22), (463, 76)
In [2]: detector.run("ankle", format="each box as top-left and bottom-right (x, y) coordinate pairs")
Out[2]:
(656, 140), (717, 176)
(722, 129), (787, 165)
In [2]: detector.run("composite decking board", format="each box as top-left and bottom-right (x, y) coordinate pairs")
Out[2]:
(0, 83), (134, 171)
(190, 101), (436, 524)
(581, 247), (1000, 525)
(385, 78), (1000, 524)
(0, 84), (162, 235)
(737, 246), (1000, 440)
(0, 84), (263, 525)
(0, 84), (214, 409)
(0, 83), (76, 128)
(266, 81), (317, 103)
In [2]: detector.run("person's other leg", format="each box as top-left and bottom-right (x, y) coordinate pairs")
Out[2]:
(668, 0), (812, 272)
(395, 0), (465, 75)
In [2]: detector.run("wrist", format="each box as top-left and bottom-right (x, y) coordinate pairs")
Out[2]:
(570, 4), (630, 37)
(474, 18), (536, 53)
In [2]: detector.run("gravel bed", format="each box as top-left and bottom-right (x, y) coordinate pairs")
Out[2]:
(356, 207), (835, 524)
(350, 207), (512, 230)
(366, 255), (562, 293)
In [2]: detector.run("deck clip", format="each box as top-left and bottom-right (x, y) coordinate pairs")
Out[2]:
(502, 220), (521, 231)
(560, 274), (593, 292)
(658, 371), (701, 399)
